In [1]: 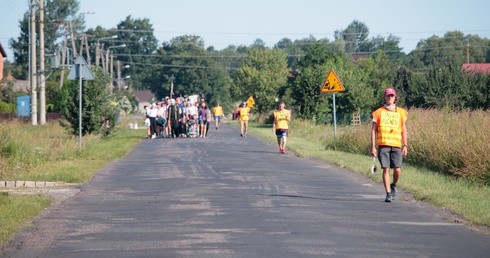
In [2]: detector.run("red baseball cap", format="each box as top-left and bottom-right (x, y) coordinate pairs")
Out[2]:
(384, 87), (397, 97)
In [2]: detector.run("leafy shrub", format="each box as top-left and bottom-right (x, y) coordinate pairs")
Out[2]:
(0, 102), (15, 113)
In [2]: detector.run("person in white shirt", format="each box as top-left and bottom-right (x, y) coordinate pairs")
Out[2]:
(186, 102), (198, 120)
(148, 103), (158, 139)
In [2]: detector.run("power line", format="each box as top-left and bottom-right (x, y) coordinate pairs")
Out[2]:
(107, 28), (490, 37)
(121, 61), (239, 70)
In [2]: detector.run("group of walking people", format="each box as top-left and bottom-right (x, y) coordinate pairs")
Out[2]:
(232, 88), (408, 203)
(144, 96), (224, 139)
(143, 87), (408, 203)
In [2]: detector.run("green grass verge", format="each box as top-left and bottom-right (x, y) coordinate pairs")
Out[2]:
(247, 122), (490, 227)
(11, 128), (144, 183)
(0, 193), (52, 245)
(0, 128), (145, 247)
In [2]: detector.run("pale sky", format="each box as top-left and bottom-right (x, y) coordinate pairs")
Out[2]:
(1, 0), (489, 62)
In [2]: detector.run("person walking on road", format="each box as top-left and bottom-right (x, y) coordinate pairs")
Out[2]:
(212, 102), (224, 130)
(238, 102), (250, 137)
(272, 101), (291, 154)
(371, 87), (408, 202)
(167, 99), (180, 138)
(199, 102), (211, 138)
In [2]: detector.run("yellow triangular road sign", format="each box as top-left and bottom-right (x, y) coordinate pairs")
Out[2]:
(246, 96), (255, 108)
(321, 69), (345, 93)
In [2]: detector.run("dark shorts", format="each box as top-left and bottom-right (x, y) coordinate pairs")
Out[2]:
(275, 129), (288, 138)
(378, 146), (403, 169)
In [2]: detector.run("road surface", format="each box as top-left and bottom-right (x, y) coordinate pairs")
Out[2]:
(2, 125), (489, 257)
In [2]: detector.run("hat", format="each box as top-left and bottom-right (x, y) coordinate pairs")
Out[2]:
(384, 88), (397, 97)
(170, 99), (176, 105)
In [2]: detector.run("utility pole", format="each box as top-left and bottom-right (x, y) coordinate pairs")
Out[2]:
(109, 52), (114, 93)
(58, 38), (68, 89)
(95, 42), (100, 67)
(85, 35), (92, 66)
(39, 0), (46, 124)
(101, 48), (106, 72)
(30, 0), (38, 125)
(117, 60), (121, 91)
(105, 49), (109, 73)
(466, 44), (470, 64)
(69, 21), (77, 58)
(78, 34), (85, 56)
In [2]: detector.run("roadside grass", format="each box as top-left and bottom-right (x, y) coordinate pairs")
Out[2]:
(8, 127), (143, 183)
(0, 121), (145, 247)
(0, 192), (52, 245)
(246, 122), (490, 227)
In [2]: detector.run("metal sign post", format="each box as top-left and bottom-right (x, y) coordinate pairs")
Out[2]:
(320, 69), (345, 149)
(332, 93), (337, 146)
(67, 55), (95, 150)
(78, 64), (83, 150)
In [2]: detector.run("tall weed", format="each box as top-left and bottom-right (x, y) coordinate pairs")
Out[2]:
(0, 121), (78, 179)
(325, 108), (490, 184)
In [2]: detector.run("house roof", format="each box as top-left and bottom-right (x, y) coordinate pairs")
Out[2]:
(0, 42), (7, 58)
(461, 63), (490, 74)
(0, 70), (29, 92)
(132, 90), (155, 103)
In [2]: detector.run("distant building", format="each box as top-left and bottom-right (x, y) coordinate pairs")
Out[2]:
(2, 70), (30, 92)
(0, 42), (6, 81)
(132, 90), (156, 114)
(461, 63), (490, 74)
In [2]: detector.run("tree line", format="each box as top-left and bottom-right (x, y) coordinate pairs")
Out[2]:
(2, 0), (489, 135)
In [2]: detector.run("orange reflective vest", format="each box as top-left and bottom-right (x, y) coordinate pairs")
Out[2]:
(372, 106), (407, 148)
(273, 109), (290, 129)
(239, 107), (250, 121)
(213, 106), (223, 116)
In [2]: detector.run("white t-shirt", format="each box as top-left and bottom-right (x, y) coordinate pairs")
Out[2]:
(157, 106), (166, 118)
(148, 106), (158, 118)
(186, 105), (198, 116)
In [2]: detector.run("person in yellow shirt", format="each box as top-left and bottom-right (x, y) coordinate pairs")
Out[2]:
(212, 102), (224, 130)
(371, 87), (408, 203)
(238, 102), (250, 137)
(272, 101), (291, 154)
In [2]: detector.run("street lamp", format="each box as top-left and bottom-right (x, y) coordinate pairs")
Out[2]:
(96, 35), (117, 67)
(105, 44), (126, 92)
(106, 44), (126, 74)
(117, 62), (130, 91)
(121, 75), (131, 90)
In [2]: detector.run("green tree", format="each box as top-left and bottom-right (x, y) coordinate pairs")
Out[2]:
(357, 51), (397, 107)
(234, 47), (289, 114)
(364, 34), (405, 60)
(112, 16), (159, 89)
(9, 0), (84, 79)
(405, 31), (490, 69)
(290, 64), (330, 120)
(334, 20), (369, 53)
(327, 56), (374, 117)
(60, 67), (117, 136)
(288, 41), (334, 119)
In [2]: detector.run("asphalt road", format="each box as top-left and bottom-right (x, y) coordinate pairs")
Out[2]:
(2, 124), (489, 257)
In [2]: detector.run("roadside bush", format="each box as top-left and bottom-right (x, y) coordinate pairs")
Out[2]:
(0, 101), (15, 113)
(59, 68), (117, 137)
